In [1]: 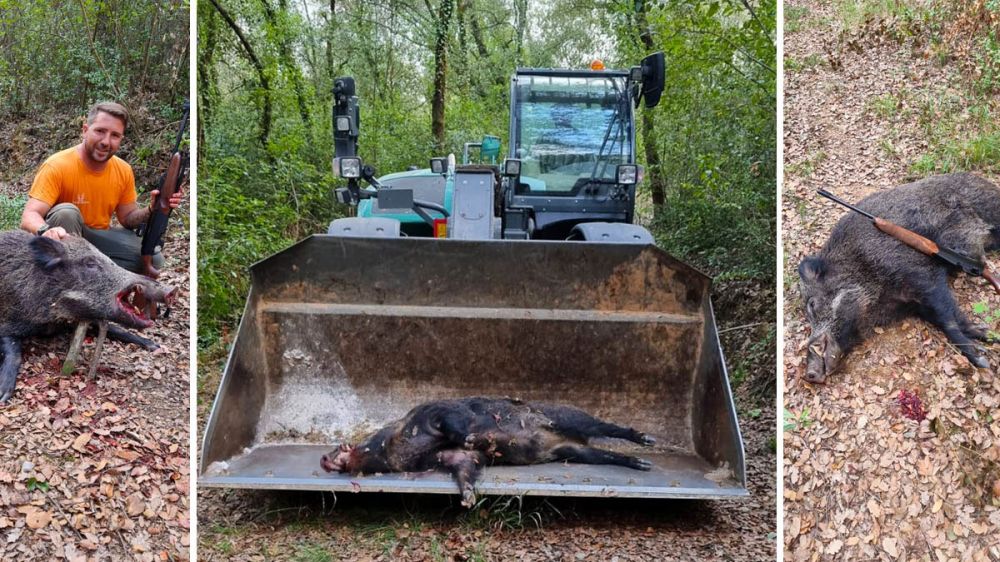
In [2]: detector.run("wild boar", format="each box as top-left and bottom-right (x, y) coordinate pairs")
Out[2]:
(320, 396), (656, 507)
(0, 230), (175, 402)
(799, 173), (1000, 383)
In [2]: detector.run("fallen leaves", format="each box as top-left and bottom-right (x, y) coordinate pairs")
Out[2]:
(0, 232), (191, 560)
(71, 432), (92, 453)
(783, 3), (1000, 559)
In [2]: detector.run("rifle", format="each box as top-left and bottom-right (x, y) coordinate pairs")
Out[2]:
(817, 189), (1000, 293)
(140, 101), (189, 279)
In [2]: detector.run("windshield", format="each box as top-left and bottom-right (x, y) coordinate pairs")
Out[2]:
(512, 74), (632, 194)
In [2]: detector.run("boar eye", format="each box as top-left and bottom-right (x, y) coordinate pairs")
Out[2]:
(83, 257), (101, 270)
(806, 299), (816, 318)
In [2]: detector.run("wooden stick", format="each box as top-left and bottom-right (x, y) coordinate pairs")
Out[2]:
(62, 322), (89, 375)
(88, 321), (109, 379)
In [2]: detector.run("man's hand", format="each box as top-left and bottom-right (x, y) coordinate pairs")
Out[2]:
(42, 227), (69, 240)
(149, 188), (183, 211)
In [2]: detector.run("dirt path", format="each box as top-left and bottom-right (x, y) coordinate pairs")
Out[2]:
(783, 2), (1000, 560)
(0, 228), (191, 561)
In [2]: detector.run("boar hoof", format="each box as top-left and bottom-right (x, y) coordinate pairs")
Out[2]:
(968, 354), (990, 370)
(631, 458), (653, 471)
(460, 487), (477, 508)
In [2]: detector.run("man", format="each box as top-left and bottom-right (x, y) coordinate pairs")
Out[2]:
(20, 101), (182, 275)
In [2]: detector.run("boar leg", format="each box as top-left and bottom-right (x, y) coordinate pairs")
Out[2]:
(437, 449), (485, 508)
(549, 444), (653, 471)
(105, 325), (159, 351)
(920, 282), (990, 368)
(536, 405), (655, 446)
(0, 337), (23, 403)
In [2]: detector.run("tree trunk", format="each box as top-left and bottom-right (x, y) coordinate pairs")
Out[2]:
(197, 5), (219, 149)
(635, 0), (665, 209)
(513, 0), (526, 64)
(209, 0), (271, 147)
(431, 0), (454, 152)
(272, 0), (312, 129)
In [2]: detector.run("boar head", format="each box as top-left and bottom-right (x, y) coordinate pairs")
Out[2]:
(30, 236), (175, 330)
(798, 256), (869, 383)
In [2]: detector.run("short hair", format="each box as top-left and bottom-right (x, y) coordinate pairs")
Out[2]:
(87, 102), (128, 129)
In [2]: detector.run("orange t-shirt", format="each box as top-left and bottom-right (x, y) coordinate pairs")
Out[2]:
(28, 146), (137, 230)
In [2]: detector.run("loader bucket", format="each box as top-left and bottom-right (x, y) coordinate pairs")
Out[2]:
(200, 236), (747, 500)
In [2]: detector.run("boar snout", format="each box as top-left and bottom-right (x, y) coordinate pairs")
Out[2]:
(115, 281), (174, 329)
(320, 444), (352, 473)
(804, 331), (842, 384)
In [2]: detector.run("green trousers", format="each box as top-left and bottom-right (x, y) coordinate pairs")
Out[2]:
(45, 203), (165, 274)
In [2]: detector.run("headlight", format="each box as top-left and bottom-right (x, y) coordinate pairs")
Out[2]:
(503, 158), (522, 177)
(616, 164), (639, 185)
(335, 116), (352, 132)
(430, 157), (447, 174)
(334, 157), (362, 178)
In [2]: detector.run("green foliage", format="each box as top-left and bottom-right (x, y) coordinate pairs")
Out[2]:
(910, 132), (1000, 175)
(868, 93), (902, 119)
(460, 495), (564, 532)
(786, 150), (828, 179)
(292, 545), (333, 562)
(972, 301), (1000, 341)
(652, 178), (775, 280)
(785, 6), (811, 33)
(197, 148), (338, 345)
(835, 0), (940, 34)
(613, 0), (777, 282)
(25, 477), (49, 493)
(0, 2), (188, 118)
(785, 53), (826, 72)
(783, 408), (813, 432)
(0, 195), (26, 230)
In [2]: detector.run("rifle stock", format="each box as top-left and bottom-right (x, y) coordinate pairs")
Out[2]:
(872, 217), (939, 256)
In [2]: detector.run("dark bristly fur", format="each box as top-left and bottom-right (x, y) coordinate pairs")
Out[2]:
(320, 397), (656, 507)
(0, 230), (174, 402)
(799, 173), (1000, 383)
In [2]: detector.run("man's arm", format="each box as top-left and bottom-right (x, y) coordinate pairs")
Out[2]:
(116, 189), (183, 229)
(20, 198), (68, 240)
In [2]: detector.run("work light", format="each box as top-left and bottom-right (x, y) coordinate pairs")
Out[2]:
(502, 158), (521, 177)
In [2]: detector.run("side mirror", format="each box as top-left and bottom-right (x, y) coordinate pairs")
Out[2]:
(639, 52), (664, 109)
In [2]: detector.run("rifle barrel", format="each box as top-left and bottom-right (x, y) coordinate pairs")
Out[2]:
(816, 189), (876, 221)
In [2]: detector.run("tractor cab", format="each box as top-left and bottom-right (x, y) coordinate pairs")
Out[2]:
(503, 67), (640, 239)
(333, 54), (664, 243)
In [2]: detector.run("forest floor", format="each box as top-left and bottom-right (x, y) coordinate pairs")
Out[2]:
(783, 1), (1000, 561)
(0, 118), (192, 560)
(195, 278), (777, 560)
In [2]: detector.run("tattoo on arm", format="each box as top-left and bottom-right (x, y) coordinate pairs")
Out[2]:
(122, 206), (150, 229)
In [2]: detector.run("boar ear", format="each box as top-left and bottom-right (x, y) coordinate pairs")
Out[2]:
(798, 256), (827, 283)
(29, 236), (68, 270)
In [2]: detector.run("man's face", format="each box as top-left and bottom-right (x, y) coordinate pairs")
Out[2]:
(81, 111), (125, 163)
